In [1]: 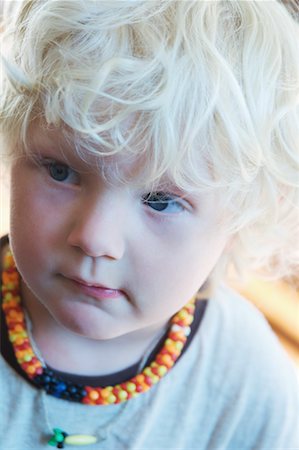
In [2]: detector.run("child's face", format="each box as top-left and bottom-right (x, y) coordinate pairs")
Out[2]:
(9, 125), (231, 341)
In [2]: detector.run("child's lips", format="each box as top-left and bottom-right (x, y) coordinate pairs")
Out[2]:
(67, 276), (124, 300)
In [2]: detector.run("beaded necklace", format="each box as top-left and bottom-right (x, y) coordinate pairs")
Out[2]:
(1, 248), (197, 447)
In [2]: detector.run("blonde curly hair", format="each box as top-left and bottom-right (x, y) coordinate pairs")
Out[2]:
(1, 0), (298, 285)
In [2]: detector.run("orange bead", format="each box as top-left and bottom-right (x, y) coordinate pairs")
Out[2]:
(2, 271), (18, 284)
(89, 390), (100, 401)
(161, 354), (174, 368)
(15, 350), (24, 360)
(165, 343), (177, 354)
(27, 365), (36, 375)
(100, 388), (112, 399)
(135, 374), (145, 384)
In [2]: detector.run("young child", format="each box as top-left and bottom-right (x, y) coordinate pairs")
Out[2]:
(1, 1), (298, 448)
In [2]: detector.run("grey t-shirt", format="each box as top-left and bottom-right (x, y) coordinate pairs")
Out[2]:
(1, 285), (298, 449)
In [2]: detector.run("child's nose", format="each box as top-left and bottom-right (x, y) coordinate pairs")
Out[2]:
(67, 196), (126, 260)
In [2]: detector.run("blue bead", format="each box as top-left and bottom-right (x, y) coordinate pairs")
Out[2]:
(55, 382), (67, 392)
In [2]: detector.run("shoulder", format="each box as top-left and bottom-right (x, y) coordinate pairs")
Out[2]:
(205, 283), (291, 355)
(197, 284), (299, 446)
(203, 283), (298, 386)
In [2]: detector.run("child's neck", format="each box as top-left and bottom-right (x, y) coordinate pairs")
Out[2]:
(21, 283), (168, 376)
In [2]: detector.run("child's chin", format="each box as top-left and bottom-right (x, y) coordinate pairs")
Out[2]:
(55, 309), (128, 341)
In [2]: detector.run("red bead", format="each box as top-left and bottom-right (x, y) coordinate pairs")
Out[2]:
(145, 376), (153, 386)
(160, 349), (168, 355)
(151, 367), (159, 375)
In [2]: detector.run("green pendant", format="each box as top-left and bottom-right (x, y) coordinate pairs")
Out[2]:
(48, 428), (67, 448)
(48, 429), (98, 448)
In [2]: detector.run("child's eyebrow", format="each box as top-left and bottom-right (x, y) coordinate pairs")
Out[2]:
(143, 179), (198, 202)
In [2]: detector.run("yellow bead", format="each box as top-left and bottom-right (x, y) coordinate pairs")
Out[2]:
(157, 365), (167, 377)
(175, 341), (184, 350)
(186, 316), (193, 325)
(64, 435), (98, 445)
(118, 390), (128, 401)
(126, 382), (136, 393)
(151, 375), (160, 384)
(11, 331), (27, 343)
(107, 394), (117, 404)
(178, 310), (188, 320)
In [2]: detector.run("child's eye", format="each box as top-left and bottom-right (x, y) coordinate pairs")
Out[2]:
(46, 161), (80, 185)
(142, 192), (185, 213)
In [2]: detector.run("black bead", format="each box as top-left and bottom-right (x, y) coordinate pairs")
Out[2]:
(33, 367), (89, 403)
(43, 375), (52, 384)
(69, 386), (77, 394)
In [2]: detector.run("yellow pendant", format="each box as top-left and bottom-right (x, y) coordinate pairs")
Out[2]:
(64, 435), (98, 446)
